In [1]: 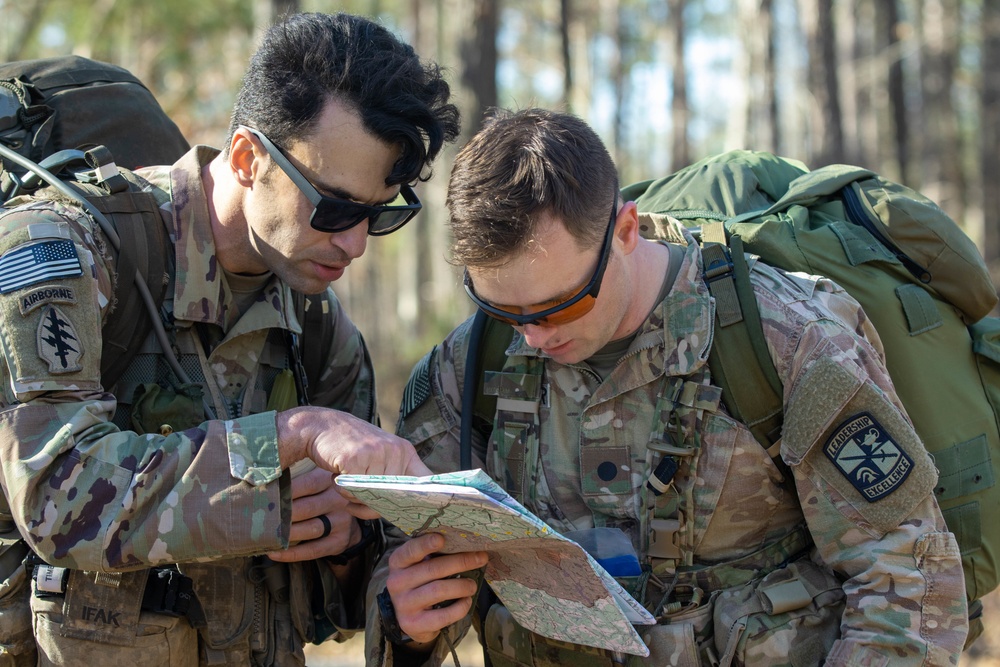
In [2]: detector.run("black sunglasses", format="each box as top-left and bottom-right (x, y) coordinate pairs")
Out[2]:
(463, 192), (618, 327)
(242, 125), (421, 236)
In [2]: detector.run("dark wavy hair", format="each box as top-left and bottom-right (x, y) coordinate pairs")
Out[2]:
(447, 108), (619, 268)
(228, 12), (460, 184)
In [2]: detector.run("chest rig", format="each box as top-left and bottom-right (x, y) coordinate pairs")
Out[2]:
(483, 347), (723, 577)
(481, 340), (814, 662)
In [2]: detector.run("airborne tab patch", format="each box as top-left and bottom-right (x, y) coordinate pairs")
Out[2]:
(19, 285), (77, 315)
(37, 305), (83, 373)
(823, 412), (913, 502)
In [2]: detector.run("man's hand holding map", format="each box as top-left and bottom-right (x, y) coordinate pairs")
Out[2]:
(336, 469), (655, 656)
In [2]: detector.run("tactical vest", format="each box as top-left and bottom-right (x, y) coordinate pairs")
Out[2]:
(476, 286), (843, 667)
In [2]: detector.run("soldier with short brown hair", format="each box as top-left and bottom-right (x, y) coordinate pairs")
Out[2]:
(369, 108), (968, 667)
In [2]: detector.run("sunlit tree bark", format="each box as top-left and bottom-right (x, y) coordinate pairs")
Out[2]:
(561, 0), (573, 108)
(801, 0), (844, 165)
(982, 0), (1000, 278)
(916, 0), (963, 220)
(667, 0), (689, 168)
(738, 0), (777, 153)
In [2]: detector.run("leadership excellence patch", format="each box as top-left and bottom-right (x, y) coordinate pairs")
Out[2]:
(823, 412), (913, 502)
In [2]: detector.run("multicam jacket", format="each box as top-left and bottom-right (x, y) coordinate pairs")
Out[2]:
(376, 230), (968, 667)
(0, 146), (377, 666)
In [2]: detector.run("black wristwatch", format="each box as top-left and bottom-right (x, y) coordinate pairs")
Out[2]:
(326, 519), (378, 566)
(377, 588), (414, 645)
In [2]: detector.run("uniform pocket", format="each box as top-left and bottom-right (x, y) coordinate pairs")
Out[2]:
(627, 624), (700, 667)
(629, 586), (715, 667)
(31, 592), (197, 666)
(180, 559), (261, 652)
(0, 562), (36, 667)
(713, 557), (845, 667)
(483, 603), (618, 667)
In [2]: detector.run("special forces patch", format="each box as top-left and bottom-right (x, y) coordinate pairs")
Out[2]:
(823, 412), (913, 502)
(36, 305), (83, 373)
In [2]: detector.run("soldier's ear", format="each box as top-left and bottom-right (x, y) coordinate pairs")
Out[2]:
(616, 201), (641, 254)
(229, 128), (261, 187)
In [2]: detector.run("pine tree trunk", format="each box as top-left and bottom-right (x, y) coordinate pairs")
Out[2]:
(981, 0), (1000, 280)
(876, 0), (909, 182)
(460, 0), (499, 136)
(801, 0), (845, 165)
(917, 0), (964, 221)
(668, 0), (690, 168)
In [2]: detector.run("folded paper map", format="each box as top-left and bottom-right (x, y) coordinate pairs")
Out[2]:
(336, 469), (655, 656)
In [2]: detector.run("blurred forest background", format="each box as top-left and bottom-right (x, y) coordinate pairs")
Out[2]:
(2, 0), (1000, 662)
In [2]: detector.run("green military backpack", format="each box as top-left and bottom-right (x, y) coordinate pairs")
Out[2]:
(627, 150), (1000, 611)
(463, 150), (1000, 626)
(0, 55), (190, 186)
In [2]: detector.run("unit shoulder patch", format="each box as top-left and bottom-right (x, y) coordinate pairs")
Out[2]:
(36, 305), (84, 373)
(823, 412), (913, 502)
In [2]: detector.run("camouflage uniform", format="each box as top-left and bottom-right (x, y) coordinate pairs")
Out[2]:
(0, 146), (378, 666)
(374, 222), (968, 667)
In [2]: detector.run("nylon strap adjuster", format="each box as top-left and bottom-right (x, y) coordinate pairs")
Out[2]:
(702, 251), (735, 284)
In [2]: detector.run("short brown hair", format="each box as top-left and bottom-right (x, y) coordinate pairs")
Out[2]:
(446, 108), (618, 268)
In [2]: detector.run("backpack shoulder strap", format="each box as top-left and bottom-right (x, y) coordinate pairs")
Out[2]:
(701, 224), (785, 462)
(92, 169), (171, 388)
(30, 149), (171, 389)
(460, 310), (516, 469)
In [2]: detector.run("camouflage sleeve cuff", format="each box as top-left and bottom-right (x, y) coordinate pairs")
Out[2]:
(225, 411), (281, 486)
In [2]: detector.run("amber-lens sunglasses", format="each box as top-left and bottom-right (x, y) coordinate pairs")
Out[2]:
(463, 195), (618, 327)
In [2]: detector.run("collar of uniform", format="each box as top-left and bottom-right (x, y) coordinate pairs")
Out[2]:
(167, 146), (297, 333)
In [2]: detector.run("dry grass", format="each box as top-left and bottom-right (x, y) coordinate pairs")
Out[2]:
(304, 589), (1000, 666)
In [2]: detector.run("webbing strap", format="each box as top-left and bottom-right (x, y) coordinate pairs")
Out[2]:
(665, 525), (812, 592)
(88, 188), (169, 388)
(461, 312), (518, 469)
(729, 235), (783, 399)
(702, 235), (784, 455)
(702, 243), (742, 327)
(294, 289), (339, 406)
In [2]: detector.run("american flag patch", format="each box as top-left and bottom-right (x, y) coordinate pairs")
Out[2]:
(0, 240), (83, 294)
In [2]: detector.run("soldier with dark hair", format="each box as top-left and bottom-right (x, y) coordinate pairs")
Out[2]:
(0, 12), (458, 666)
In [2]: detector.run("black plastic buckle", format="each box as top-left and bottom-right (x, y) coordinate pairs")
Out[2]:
(702, 255), (734, 283)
